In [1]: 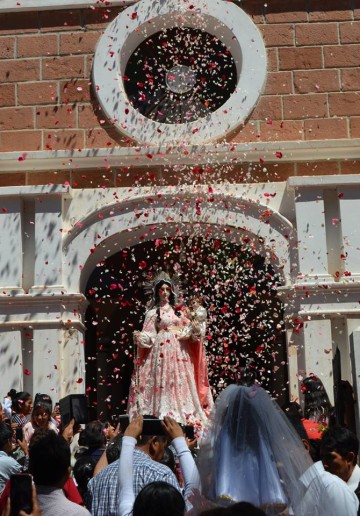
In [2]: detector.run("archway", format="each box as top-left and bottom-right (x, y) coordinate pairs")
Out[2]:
(84, 235), (287, 420)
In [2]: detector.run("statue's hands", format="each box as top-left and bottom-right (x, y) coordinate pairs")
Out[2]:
(125, 415), (143, 439)
(191, 320), (201, 337)
(183, 307), (193, 320)
(162, 416), (184, 440)
(133, 331), (141, 345)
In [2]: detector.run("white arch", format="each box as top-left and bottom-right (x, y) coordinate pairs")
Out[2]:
(63, 190), (295, 294)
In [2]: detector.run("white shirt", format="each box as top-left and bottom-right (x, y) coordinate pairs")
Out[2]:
(298, 461), (359, 516)
(348, 463), (360, 492)
(118, 436), (200, 516)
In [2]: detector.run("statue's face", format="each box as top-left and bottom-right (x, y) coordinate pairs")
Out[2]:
(190, 298), (201, 311)
(159, 284), (171, 302)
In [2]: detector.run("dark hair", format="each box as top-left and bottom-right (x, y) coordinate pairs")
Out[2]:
(29, 430), (70, 486)
(154, 280), (176, 306)
(286, 414), (320, 462)
(286, 414), (308, 442)
(133, 481), (185, 516)
(321, 426), (359, 463)
(83, 421), (106, 449)
(154, 280), (179, 325)
(0, 422), (12, 449)
(12, 392), (32, 412)
(32, 402), (51, 420)
(34, 393), (52, 412)
(282, 401), (303, 419)
(106, 434), (123, 464)
(160, 447), (176, 474)
(73, 455), (97, 490)
(302, 376), (332, 420)
(199, 502), (266, 515)
(7, 389), (17, 400)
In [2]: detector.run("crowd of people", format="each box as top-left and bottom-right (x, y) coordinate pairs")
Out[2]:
(0, 376), (360, 516)
(0, 274), (359, 515)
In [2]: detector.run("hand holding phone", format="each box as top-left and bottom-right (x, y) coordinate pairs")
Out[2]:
(10, 474), (33, 516)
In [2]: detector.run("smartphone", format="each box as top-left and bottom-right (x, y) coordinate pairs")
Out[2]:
(118, 415), (166, 436)
(183, 425), (195, 440)
(15, 426), (23, 442)
(10, 474), (32, 516)
(59, 394), (88, 427)
(118, 415), (195, 438)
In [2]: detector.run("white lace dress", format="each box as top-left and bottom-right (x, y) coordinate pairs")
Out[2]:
(128, 306), (210, 428)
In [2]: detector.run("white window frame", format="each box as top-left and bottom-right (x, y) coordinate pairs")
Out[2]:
(93, 0), (266, 145)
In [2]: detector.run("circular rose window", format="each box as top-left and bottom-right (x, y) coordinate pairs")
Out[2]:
(93, 0), (266, 145)
(124, 27), (237, 124)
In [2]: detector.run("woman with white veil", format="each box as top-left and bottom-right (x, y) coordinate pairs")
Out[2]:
(198, 384), (314, 515)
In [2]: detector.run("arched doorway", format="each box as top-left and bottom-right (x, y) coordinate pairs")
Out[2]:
(84, 235), (288, 420)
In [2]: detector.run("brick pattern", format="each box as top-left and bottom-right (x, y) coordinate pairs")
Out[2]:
(0, 3), (359, 160)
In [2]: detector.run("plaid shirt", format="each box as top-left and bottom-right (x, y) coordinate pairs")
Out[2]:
(87, 449), (180, 516)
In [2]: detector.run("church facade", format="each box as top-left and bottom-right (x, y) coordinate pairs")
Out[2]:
(1, 0), (360, 425)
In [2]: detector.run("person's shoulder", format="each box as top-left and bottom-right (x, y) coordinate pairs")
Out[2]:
(0, 452), (20, 468)
(88, 459), (119, 486)
(64, 501), (91, 516)
(133, 452), (178, 478)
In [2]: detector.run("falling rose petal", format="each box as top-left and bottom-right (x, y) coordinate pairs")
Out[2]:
(76, 378), (84, 384)
(2, 208), (8, 213)
(23, 369), (31, 376)
(338, 193), (344, 198)
(275, 151), (283, 159)
(18, 153), (27, 162)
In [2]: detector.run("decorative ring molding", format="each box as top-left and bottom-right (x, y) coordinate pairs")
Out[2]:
(93, 0), (266, 145)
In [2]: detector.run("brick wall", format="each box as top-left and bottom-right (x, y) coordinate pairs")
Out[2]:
(0, 2), (359, 185)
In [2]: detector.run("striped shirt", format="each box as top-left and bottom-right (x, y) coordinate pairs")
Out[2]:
(87, 449), (180, 516)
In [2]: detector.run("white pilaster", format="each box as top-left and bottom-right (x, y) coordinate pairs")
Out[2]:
(0, 199), (22, 290)
(58, 328), (86, 399)
(302, 317), (334, 403)
(293, 188), (331, 283)
(0, 330), (23, 392)
(350, 331), (360, 435)
(32, 196), (63, 291)
(286, 326), (303, 402)
(339, 188), (360, 279)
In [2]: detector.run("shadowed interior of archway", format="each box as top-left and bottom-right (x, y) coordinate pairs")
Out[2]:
(84, 236), (288, 421)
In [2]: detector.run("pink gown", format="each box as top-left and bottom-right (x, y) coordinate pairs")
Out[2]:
(128, 306), (213, 428)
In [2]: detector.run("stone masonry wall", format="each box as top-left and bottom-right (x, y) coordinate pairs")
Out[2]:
(0, 0), (359, 186)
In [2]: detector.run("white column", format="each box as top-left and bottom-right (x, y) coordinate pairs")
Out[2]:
(331, 317), (351, 382)
(58, 328), (86, 399)
(294, 188), (332, 282)
(0, 199), (23, 290)
(302, 317), (334, 403)
(350, 331), (360, 435)
(31, 327), (61, 398)
(0, 330), (23, 391)
(32, 197), (63, 291)
(286, 326), (303, 402)
(339, 188), (360, 279)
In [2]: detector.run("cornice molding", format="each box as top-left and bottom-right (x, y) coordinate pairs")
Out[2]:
(0, 0), (133, 13)
(0, 139), (359, 173)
